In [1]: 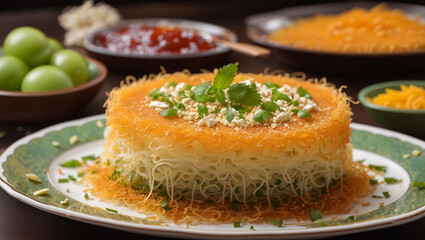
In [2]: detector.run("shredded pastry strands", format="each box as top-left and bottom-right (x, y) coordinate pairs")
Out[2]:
(89, 69), (374, 225)
(82, 161), (373, 224)
(267, 4), (425, 53)
(58, 0), (121, 46)
(367, 84), (425, 110)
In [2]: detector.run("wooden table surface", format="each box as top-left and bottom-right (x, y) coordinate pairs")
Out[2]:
(0, 2), (425, 239)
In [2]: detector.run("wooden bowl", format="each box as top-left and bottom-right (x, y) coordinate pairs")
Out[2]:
(0, 57), (107, 123)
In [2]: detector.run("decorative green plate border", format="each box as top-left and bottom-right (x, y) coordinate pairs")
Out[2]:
(0, 115), (425, 239)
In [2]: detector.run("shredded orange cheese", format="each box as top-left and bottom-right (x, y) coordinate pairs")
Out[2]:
(267, 4), (425, 53)
(367, 84), (425, 109)
(82, 161), (373, 224)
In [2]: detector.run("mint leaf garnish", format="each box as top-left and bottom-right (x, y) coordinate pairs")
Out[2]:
(261, 101), (279, 112)
(226, 105), (234, 123)
(291, 109), (311, 118)
(264, 82), (280, 89)
(193, 82), (211, 103)
(254, 110), (272, 123)
(228, 83), (261, 106)
(297, 87), (312, 99)
(197, 105), (209, 119)
(272, 92), (291, 102)
(214, 63), (238, 90)
(216, 89), (226, 106)
(160, 108), (178, 117)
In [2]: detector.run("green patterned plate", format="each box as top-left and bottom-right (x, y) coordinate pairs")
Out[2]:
(0, 115), (425, 239)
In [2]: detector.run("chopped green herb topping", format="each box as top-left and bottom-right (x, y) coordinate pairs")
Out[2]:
(383, 191), (390, 198)
(233, 221), (242, 228)
(68, 175), (76, 181)
(106, 208), (118, 213)
(309, 209), (323, 222)
(60, 160), (81, 168)
(226, 105), (234, 123)
(84, 193), (89, 200)
(384, 178), (399, 184)
(254, 110), (272, 123)
(197, 105), (209, 119)
(264, 82), (280, 89)
(369, 164), (387, 173)
(250, 226), (255, 230)
(348, 215), (356, 221)
(261, 101), (279, 112)
(297, 87), (312, 99)
(413, 181), (425, 187)
(269, 219), (283, 227)
(317, 219), (328, 227)
(82, 154), (98, 162)
(58, 178), (69, 183)
(369, 179), (379, 185)
(372, 195), (383, 199)
(160, 108), (178, 118)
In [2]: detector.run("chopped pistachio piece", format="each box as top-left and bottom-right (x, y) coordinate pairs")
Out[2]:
(25, 173), (42, 183)
(51, 141), (61, 147)
(96, 120), (105, 128)
(69, 135), (79, 145)
(412, 150), (421, 156)
(60, 198), (69, 205)
(33, 188), (49, 196)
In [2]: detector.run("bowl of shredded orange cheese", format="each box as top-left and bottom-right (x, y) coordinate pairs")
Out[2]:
(246, 2), (425, 74)
(359, 80), (425, 135)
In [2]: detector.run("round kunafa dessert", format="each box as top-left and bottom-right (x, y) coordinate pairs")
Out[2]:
(84, 64), (373, 224)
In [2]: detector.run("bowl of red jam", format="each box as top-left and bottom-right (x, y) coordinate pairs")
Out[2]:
(84, 19), (237, 73)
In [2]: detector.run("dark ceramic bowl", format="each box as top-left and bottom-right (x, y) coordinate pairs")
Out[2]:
(358, 80), (425, 136)
(245, 2), (425, 75)
(0, 56), (107, 123)
(84, 18), (237, 73)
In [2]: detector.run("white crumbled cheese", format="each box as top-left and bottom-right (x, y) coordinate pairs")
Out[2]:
(51, 141), (61, 147)
(233, 118), (245, 125)
(25, 173), (42, 183)
(147, 79), (318, 128)
(303, 104), (315, 112)
(149, 101), (169, 109)
(175, 82), (186, 92)
(198, 117), (208, 126)
(403, 154), (411, 159)
(69, 135), (79, 145)
(207, 118), (218, 127)
(273, 112), (291, 123)
(412, 150), (421, 156)
(33, 188), (49, 196)
(159, 86), (168, 93)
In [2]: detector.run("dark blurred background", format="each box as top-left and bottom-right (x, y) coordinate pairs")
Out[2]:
(2, 0), (425, 12)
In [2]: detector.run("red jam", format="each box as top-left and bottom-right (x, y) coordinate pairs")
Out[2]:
(93, 24), (216, 55)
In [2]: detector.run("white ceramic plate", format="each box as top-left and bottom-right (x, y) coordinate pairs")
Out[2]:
(1, 115), (425, 239)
